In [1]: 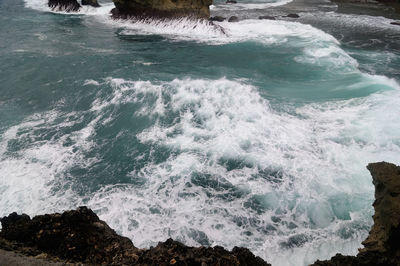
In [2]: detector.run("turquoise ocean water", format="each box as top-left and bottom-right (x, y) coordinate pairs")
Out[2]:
(0, 0), (400, 265)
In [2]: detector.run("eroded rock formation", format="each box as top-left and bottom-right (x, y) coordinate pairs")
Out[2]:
(311, 162), (400, 266)
(111, 0), (213, 19)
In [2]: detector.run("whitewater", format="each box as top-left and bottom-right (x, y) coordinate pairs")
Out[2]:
(0, 0), (399, 265)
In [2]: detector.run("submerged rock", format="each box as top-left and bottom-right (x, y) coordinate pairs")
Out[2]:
(228, 16), (239, 22)
(311, 162), (400, 266)
(226, 0), (237, 3)
(0, 207), (270, 265)
(259, 15), (276, 20)
(111, 0), (212, 20)
(81, 0), (100, 7)
(391, 21), (400, 26)
(48, 0), (81, 12)
(285, 13), (300, 18)
(209, 16), (226, 22)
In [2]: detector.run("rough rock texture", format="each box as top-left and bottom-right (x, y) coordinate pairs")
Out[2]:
(111, 0), (212, 19)
(48, 0), (81, 12)
(135, 238), (270, 265)
(0, 207), (270, 266)
(82, 0), (101, 7)
(0, 207), (138, 264)
(311, 162), (400, 266)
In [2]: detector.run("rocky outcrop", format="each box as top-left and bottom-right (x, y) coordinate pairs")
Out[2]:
(0, 207), (138, 264)
(111, 0), (213, 19)
(0, 207), (270, 265)
(48, 0), (81, 12)
(82, 0), (101, 7)
(311, 162), (400, 266)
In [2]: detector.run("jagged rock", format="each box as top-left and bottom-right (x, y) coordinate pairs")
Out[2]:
(259, 15), (276, 20)
(135, 238), (270, 265)
(82, 0), (100, 7)
(311, 162), (400, 266)
(111, 0), (212, 20)
(0, 207), (138, 264)
(48, 0), (81, 12)
(209, 16), (226, 22)
(285, 13), (300, 18)
(0, 207), (270, 265)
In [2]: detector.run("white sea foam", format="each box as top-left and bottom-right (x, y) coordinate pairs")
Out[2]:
(1, 75), (399, 265)
(74, 76), (400, 266)
(302, 11), (400, 32)
(212, 0), (292, 11)
(0, 110), (97, 218)
(24, 0), (114, 15)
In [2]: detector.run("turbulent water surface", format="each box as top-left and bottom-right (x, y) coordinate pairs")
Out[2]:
(0, 0), (400, 265)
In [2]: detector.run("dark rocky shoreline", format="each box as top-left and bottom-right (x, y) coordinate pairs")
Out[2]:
(1, 162), (399, 265)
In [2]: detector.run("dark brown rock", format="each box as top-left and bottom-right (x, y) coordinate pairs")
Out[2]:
(135, 238), (270, 266)
(48, 0), (81, 12)
(310, 162), (400, 266)
(0, 207), (138, 264)
(0, 207), (270, 265)
(81, 0), (100, 7)
(111, 0), (212, 20)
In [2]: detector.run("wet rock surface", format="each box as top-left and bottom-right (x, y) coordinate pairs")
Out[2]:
(111, 0), (212, 19)
(81, 0), (100, 7)
(48, 0), (81, 12)
(0, 207), (270, 265)
(311, 162), (400, 266)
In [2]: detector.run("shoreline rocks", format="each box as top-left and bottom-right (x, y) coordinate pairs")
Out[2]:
(111, 0), (212, 20)
(0, 207), (270, 265)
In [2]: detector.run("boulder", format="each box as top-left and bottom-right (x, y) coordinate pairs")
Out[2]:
(111, 0), (212, 19)
(259, 15), (276, 20)
(285, 13), (300, 18)
(228, 16), (239, 22)
(82, 0), (101, 7)
(48, 0), (81, 12)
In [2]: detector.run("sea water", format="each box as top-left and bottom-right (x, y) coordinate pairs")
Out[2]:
(0, 0), (399, 265)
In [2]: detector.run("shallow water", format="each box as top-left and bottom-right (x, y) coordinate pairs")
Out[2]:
(0, 0), (400, 265)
